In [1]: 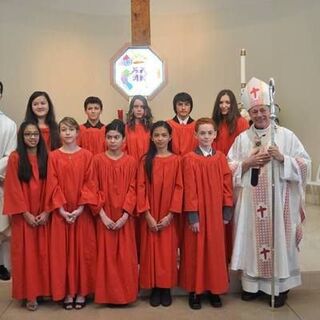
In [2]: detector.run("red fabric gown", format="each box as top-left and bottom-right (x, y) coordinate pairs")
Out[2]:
(137, 154), (183, 289)
(92, 153), (138, 304)
(40, 127), (51, 150)
(167, 120), (197, 156)
(45, 148), (97, 301)
(78, 124), (106, 155)
(213, 117), (249, 155)
(3, 152), (50, 301)
(179, 151), (233, 294)
(124, 123), (150, 259)
(212, 116), (248, 261)
(124, 124), (150, 161)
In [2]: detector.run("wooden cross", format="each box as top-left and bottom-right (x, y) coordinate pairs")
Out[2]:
(131, 0), (150, 45)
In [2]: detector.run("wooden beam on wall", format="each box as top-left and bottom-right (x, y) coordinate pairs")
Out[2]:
(131, 0), (150, 45)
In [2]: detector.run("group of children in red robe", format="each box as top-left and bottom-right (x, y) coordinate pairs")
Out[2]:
(3, 90), (248, 311)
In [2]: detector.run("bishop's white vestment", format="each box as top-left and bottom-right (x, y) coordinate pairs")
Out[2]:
(228, 124), (310, 294)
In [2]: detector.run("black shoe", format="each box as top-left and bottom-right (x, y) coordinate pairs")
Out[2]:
(269, 292), (288, 308)
(208, 293), (222, 308)
(160, 288), (172, 307)
(241, 290), (263, 301)
(188, 292), (201, 310)
(0, 265), (10, 281)
(150, 288), (161, 307)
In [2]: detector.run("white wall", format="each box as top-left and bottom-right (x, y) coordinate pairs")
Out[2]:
(0, 0), (319, 175)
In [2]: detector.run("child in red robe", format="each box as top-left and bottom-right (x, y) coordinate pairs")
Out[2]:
(137, 121), (183, 307)
(4, 121), (49, 311)
(167, 92), (197, 156)
(92, 119), (138, 305)
(124, 95), (153, 162)
(211, 89), (249, 262)
(179, 117), (233, 310)
(124, 95), (153, 258)
(78, 96), (106, 155)
(24, 91), (61, 151)
(45, 117), (97, 310)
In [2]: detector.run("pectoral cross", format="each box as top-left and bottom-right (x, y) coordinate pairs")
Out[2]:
(131, 0), (150, 45)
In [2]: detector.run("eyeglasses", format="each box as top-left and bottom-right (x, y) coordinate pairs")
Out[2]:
(24, 132), (40, 137)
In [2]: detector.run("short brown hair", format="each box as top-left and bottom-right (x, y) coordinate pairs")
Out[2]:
(59, 117), (80, 132)
(195, 117), (217, 132)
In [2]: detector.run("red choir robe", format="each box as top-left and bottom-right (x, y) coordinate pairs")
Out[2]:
(78, 123), (106, 155)
(213, 117), (249, 155)
(137, 154), (183, 289)
(40, 127), (51, 150)
(45, 148), (97, 301)
(124, 124), (150, 161)
(92, 153), (138, 304)
(212, 116), (248, 261)
(167, 119), (197, 156)
(3, 152), (50, 301)
(179, 150), (233, 294)
(124, 123), (150, 258)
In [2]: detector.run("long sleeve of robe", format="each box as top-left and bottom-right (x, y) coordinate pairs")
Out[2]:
(228, 125), (311, 295)
(45, 148), (97, 301)
(3, 152), (50, 301)
(137, 154), (183, 289)
(179, 151), (233, 294)
(92, 153), (138, 304)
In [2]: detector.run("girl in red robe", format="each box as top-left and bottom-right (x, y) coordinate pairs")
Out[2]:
(211, 89), (249, 261)
(125, 95), (153, 161)
(179, 118), (233, 310)
(3, 121), (49, 311)
(93, 119), (138, 305)
(137, 121), (183, 307)
(212, 89), (249, 155)
(124, 95), (153, 257)
(45, 117), (97, 310)
(24, 91), (61, 151)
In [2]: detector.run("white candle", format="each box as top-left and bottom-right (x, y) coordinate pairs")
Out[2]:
(240, 48), (246, 85)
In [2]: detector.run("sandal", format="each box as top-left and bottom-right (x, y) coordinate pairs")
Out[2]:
(74, 296), (86, 310)
(74, 301), (86, 310)
(63, 296), (74, 310)
(26, 301), (38, 311)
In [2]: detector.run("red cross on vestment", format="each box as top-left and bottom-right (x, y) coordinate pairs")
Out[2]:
(250, 87), (260, 98)
(260, 247), (271, 261)
(257, 205), (267, 218)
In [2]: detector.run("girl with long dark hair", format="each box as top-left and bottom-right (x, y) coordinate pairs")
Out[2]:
(137, 121), (183, 307)
(3, 121), (49, 311)
(212, 89), (249, 155)
(25, 91), (61, 150)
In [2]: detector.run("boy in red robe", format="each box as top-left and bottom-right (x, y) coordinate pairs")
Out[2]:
(167, 92), (197, 156)
(92, 119), (138, 305)
(78, 96), (106, 155)
(179, 117), (233, 309)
